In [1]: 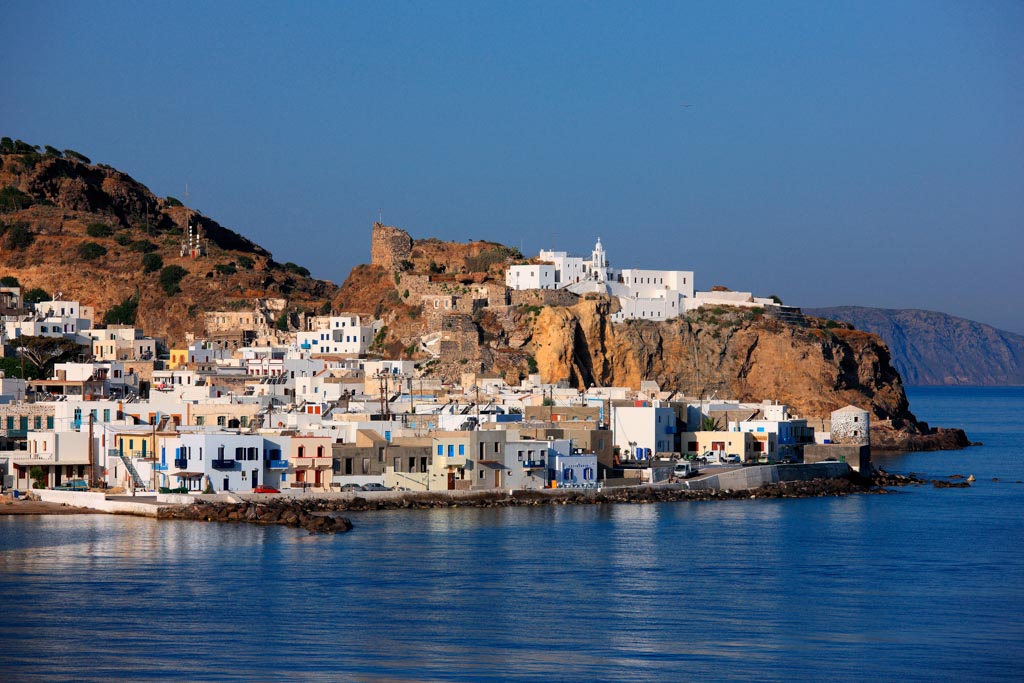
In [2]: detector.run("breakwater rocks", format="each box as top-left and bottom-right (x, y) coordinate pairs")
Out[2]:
(872, 468), (973, 489)
(158, 500), (353, 534)
(157, 471), (972, 534)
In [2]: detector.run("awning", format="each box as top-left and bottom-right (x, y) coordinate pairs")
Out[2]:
(171, 471), (205, 479)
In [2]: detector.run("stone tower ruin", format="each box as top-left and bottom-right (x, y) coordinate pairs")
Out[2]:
(370, 222), (413, 270)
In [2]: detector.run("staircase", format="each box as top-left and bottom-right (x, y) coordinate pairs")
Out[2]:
(112, 449), (147, 490)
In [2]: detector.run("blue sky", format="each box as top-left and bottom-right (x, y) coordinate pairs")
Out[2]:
(4, 1), (1023, 332)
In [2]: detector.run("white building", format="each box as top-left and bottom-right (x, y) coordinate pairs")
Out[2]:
(613, 404), (677, 461)
(296, 314), (380, 355)
(506, 264), (556, 291)
(160, 432), (274, 493)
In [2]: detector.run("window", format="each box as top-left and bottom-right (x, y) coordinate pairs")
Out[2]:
(34, 416), (41, 430)
(437, 445), (443, 456)
(235, 447), (245, 461)
(196, 416), (205, 426)
(46, 416), (54, 429)
(216, 416), (226, 427)
(103, 409), (110, 422)
(240, 416), (248, 427)
(448, 445), (454, 457)
(479, 469), (485, 479)
(458, 444), (465, 456)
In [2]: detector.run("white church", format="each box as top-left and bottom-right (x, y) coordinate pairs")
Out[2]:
(506, 238), (777, 322)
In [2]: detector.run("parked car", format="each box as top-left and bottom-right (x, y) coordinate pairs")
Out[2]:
(340, 483), (362, 492)
(360, 483), (391, 492)
(253, 485), (280, 494)
(722, 454), (741, 464)
(55, 479), (89, 491)
(673, 462), (698, 479)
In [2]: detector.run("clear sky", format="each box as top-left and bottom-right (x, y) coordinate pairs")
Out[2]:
(4, 1), (1022, 332)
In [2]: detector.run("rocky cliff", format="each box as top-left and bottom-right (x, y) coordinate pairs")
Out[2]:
(0, 141), (337, 343)
(806, 306), (1024, 386)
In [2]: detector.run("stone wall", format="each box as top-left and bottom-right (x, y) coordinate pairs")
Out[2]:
(510, 288), (579, 308)
(371, 223), (413, 269)
(439, 314), (480, 362)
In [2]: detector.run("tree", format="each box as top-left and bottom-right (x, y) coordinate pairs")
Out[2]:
(236, 255), (254, 270)
(159, 265), (188, 296)
(701, 416), (723, 432)
(0, 186), (33, 212)
(63, 149), (91, 164)
(11, 336), (86, 378)
(43, 145), (63, 158)
(0, 275), (20, 287)
(214, 262), (237, 275)
(0, 356), (41, 380)
(103, 295), (139, 325)
(319, 301), (331, 315)
(0, 137), (13, 154)
(275, 312), (290, 331)
(770, 294), (783, 305)
(165, 196), (183, 207)
(86, 222), (113, 237)
(29, 466), (46, 489)
(78, 242), (108, 260)
(23, 287), (51, 305)
(141, 252), (163, 273)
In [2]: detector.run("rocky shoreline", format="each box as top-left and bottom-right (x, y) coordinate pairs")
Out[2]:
(156, 470), (972, 534)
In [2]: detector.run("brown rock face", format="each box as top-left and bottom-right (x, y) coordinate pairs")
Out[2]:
(532, 298), (914, 424)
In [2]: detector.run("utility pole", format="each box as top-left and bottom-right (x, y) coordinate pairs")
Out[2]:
(87, 412), (95, 488)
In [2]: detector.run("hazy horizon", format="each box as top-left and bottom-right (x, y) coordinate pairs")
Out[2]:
(3, 1), (1021, 333)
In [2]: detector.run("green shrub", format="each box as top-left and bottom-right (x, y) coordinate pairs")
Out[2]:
(165, 196), (183, 207)
(5, 222), (34, 250)
(319, 301), (331, 315)
(43, 145), (63, 158)
(86, 222), (113, 237)
(159, 265), (188, 296)
(0, 275), (20, 287)
(214, 262), (237, 275)
(78, 242), (107, 260)
(129, 239), (158, 253)
(282, 262), (310, 277)
(237, 255), (254, 270)
(114, 234), (132, 246)
(275, 312), (290, 331)
(142, 252), (163, 273)
(527, 356), (538, 374)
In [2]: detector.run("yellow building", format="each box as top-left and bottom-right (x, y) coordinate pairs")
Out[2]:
(167, 349), (189, 370)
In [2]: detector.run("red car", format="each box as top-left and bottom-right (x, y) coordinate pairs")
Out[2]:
(253, 485), (280, 494)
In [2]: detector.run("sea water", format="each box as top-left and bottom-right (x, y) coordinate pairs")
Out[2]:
(1, 387), (1022, 682)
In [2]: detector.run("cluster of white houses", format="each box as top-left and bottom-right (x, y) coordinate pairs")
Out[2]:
(1, 279), (869, 496)
(506, 238), (780, 321)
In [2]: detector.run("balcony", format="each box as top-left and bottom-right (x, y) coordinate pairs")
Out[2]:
(212, 458), (236, 471)
(153, 463), (168, 472)
(522, 460), (546, 469)
(268, 459), (289, 470)
(174, 458), (188, 469)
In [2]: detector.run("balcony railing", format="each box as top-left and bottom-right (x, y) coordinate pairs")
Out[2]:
(212, 458), (235, 471)
(153, 463), (168, 471)
(174, 458), (188, 469)
(522, 460), (546, 469)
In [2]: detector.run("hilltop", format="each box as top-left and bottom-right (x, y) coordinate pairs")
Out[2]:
(806, 306), (1024, 386)
(331, 224), (965, 450)
(0, 137), (337, 343)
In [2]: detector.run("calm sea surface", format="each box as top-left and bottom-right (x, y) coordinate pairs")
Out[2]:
(1, 387), (1022, 682)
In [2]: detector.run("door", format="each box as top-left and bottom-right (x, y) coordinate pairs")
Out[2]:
(252, 470), (258, 487)
(447, 472), (455, 490)
(495, 471), (501, 489)
(223, 477), (229, 491)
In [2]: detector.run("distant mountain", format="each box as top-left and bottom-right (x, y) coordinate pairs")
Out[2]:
(805, 307), (1024, 386)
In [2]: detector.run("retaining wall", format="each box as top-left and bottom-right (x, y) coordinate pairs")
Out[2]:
(36, 490), (163, 517)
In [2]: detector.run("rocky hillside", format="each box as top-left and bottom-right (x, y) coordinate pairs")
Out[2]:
(806, 306), (1024, 386)
(0, 138), (337, 343)
(333, 226), (966, 450)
